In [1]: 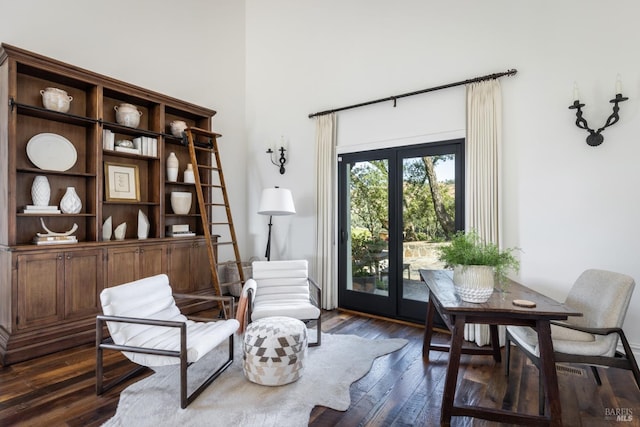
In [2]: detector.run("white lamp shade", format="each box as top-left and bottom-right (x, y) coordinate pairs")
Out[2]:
(258, 187), (296, 216)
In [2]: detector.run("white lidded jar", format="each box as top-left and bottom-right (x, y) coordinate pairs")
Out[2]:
(40, 87), (73, 113)
(114, 103), (142, 128)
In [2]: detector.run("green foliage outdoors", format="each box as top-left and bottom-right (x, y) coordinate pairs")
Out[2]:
(351, 229), (386, 276)
(350, 161), (388, 237)
(437, 230), (520, 283)
(349, 155), (457, 280)
(349, 155), (455, 244)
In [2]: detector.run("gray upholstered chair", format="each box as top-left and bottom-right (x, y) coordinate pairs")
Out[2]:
(243, 259), (322, 346)
(96, 274), (239, 408)
(505, 269), (639, 414)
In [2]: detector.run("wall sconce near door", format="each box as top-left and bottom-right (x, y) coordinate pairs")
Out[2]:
(266, 146), (288, 174)
(569, 75), (629, 147)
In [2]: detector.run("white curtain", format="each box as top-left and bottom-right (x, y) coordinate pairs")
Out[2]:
(464, 79), (504, 346)
(315, 113), (338, 309)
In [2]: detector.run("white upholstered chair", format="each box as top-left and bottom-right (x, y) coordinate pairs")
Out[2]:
(242, 260), (322, 346)
(96, 274), (239, 408)
(505, 269), (639, 414)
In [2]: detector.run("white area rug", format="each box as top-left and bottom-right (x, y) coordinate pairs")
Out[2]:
(102, 333), (407, 427)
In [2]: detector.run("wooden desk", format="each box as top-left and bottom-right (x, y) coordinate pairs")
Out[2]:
(420, 269), (582, 427)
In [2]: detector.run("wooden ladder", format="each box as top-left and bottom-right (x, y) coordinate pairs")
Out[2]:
(183, 127), (245, 314)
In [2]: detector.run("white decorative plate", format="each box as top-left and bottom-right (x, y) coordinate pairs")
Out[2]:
(26, 133), (77, 171)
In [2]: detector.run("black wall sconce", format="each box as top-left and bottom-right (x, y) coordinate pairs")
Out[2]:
(266, 146), (288, 174)
(569, 76), (628, 147)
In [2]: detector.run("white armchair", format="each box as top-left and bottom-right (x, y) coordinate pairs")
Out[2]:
(505, 269), (639, 414)
(242, 260), (322, 346)
(96, 274), (239, 408)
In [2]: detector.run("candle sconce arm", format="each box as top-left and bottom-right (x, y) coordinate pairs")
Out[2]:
(568, 95), (628, 147)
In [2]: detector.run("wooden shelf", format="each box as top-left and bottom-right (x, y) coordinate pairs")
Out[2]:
(11, 100), (97, 127)
(17, 213), (96, 217)
(17, 167), (96, 178)
(101, 121), (162, 138)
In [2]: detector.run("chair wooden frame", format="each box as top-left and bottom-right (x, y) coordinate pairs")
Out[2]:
(246, 277), (322, 347)
(505, 320), (640, 415)
(96, 294), (235, 409)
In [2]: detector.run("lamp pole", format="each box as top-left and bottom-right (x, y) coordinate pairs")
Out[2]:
(265, 215), (273, 261)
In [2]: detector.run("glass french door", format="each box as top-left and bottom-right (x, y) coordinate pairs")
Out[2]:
(338, 139), (464, 323)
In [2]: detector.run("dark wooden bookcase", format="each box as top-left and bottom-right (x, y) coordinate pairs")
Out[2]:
(0, 44), (219, 365)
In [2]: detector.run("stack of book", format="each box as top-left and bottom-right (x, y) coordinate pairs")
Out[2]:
(102, 130), (158, 157)
(133, 136), (158, 157)
(102, 129), (115, 150)
(23, 205), (61, 214)
(166, 224), (195, 237)
(34, 235), (78, 245)
(167, 230), (196, 237)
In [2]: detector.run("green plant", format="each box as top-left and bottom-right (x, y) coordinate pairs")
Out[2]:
(437, 230), (520, 284)
(351, 230), (387, 277)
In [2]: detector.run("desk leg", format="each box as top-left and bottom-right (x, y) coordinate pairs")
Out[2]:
(441, 315), (465, 426)
(422, 296), (436, 360)
(536, 319), (563, 427)
(489, 325), (501, 363)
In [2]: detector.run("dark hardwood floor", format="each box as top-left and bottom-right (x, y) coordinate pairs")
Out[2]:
(1, 311), (638, 426)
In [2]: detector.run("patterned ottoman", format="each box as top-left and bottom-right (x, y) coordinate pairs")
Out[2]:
(242, 316), (308, 386)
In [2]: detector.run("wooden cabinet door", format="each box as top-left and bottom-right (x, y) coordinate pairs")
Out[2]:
(63, 248), (104, 319)
(168, 240), (215, 293)
(191, 241), (213, 291)
(167, 241), (192, 293)
(139, 244), (167, 279)
(106, 246), (139, 287)
(16, 252), (64, 330)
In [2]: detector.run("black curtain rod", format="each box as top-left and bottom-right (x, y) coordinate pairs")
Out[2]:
(308, 68), (517, 118)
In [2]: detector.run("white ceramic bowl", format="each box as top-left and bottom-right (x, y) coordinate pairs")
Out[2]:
(170, 191), (192, 215)
(40, 87), (72, 113)
(114, 103), (142, 128)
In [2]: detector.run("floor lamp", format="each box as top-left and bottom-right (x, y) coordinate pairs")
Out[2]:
(258, 187), (296, 261)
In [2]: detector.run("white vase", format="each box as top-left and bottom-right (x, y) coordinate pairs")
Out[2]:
(137, 209), (150, 239)
(59, 187), (82, 214)
(167, 152), (179, 182)
(114, 222), (127, 240)
(183, 163), (195, 183)
(31, 175), (51, 206)
(170, 191), (192, 214)
(102, 216), (112, 241)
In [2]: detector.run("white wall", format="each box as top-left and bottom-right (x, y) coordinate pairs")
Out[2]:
(0, 0), (248, 260)
(245, 0), (640, 349)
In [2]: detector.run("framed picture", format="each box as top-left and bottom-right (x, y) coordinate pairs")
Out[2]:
(104, 162), (140, 201)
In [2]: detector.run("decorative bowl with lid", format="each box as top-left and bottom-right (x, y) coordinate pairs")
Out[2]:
(114, 103), (142, 128)
(40, 87), (73, 113)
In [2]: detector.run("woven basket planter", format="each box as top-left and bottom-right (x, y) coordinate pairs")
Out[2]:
(453, 265), (495, 303)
